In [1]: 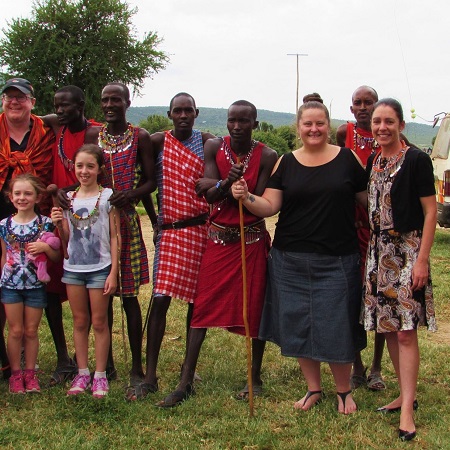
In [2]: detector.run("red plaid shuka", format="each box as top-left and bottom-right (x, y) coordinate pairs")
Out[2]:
(100, 125), (149, 296)
(153, 130), (209, 303)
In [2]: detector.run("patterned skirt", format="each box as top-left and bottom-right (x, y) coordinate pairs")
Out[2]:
(362, 229), (436, 333)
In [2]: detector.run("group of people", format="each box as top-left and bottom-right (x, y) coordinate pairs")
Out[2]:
(0, 77), (437, 442)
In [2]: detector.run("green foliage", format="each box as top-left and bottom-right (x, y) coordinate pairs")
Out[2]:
(139, 114), (172, 134)
(253, 130), (290, 155)
(275, 124), (297, 150)
(258, 121), (274, 132)
(0, 0), (168, 118)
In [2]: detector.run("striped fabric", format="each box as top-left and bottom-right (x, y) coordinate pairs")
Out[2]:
(100, 125), (149, 296)
(153, 130), (208, 303)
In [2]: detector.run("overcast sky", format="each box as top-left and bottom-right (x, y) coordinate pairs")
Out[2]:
(1, 0), (449, 125)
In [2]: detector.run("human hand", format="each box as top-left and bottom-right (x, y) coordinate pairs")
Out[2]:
(108, 190), (130, 209)
(227, 163), (244, 184)
(51, 207), (64, 226)
(195, 177), (216, 197)
(232, 179), (248, 201)
(411, 259), (429, 291)
(26, 241), (48, 256)
(103, 273), (118, 296)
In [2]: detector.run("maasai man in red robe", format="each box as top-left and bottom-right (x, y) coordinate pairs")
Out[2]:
(126, 93), (215, 401)
(41, 85), (101, 386)
(157, 100), (278, 407)
(97, 82), (155, 391)
(336, 85), (386, 392)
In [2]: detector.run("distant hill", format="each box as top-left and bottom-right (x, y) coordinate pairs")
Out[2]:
(128, 106), (438, 148)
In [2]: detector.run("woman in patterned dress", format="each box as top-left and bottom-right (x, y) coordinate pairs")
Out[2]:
(363, 98), (437, 441)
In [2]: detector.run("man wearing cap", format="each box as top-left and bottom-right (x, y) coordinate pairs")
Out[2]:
(0, 77), (54, 376)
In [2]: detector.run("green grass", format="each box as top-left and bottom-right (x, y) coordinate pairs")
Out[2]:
(1, 229), (449, 449)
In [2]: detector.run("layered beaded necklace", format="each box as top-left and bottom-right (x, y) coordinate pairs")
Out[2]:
(6, 214), (43, 248)
(69, 186), (103, 230)
(371, 145), (407, 181)
(353, 127), (379, 152)
(223, 138), (257, 174)
(99, 123), (134, 154)
(57, 120), (89, 171)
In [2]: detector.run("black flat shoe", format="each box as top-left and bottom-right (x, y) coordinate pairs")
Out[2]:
(376, 399), (418, 413)
(399, 429), (416, 441)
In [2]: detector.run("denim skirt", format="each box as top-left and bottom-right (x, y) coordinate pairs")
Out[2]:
(259, 247), (362, 363)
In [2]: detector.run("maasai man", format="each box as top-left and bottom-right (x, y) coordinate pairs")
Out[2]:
(336, 85), (386, 391)
(98, 82), (155, 389)
(0, 78), (54, 378)
(126, 93), (215, 401)
(156, 100), (278, 407)
(41, 85), (101, 385)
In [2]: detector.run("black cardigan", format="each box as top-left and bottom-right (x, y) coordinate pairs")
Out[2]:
(367, 147), (435, 233)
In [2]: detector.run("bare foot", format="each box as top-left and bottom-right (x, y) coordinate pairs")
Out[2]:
(379, 396), (402, 410)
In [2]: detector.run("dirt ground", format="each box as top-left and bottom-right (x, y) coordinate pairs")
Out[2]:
(139, 214), (450, 345)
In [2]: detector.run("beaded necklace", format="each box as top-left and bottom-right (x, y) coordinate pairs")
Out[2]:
(371, 145), (407, 181)
(69, 186), (103, 230)
(223, 138), (257, 174)
(99, 123), (134, 154)
(57, 120), (89, 171)
(6, 214), (43, 248)
(353, 127), (379, 152)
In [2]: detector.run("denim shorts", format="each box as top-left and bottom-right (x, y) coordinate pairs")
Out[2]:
(62, 266), (111, 289)
(1, 286), (47, 309)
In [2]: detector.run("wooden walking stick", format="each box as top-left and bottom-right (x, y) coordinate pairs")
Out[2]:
(107, 152), (128, 365)
(46, 184), (69, 259)
(237, 160), (254, 417)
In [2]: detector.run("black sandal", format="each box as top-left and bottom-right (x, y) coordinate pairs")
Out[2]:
(294, 390), (323, 410)
(48, 359), (78, 387)
(337, 390), (357, 414)
(125, 381), (159, 401)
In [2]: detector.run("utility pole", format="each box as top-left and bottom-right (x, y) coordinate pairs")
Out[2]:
(287, 53), (308, 115)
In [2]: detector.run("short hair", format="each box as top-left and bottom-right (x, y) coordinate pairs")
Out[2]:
(6, 173), (46, 198)
(55, 85), (85, 103)
(229, 100), (257, 120)
(302, 92), (323, 104)
(297, 100), (330, 123)
(373, 98), (404, 122)
(104, 82), (130, 102)
(352, 85), (379, 102)
(74, 144), (105, 168)
(169, 92), (197, 111)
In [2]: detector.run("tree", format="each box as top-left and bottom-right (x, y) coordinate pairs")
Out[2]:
(253, 130), (290, 156)
(139, 114), (172, 134)
(0, 0), (168, 118)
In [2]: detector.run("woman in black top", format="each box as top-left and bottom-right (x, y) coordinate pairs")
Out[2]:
(232, 101), (367, 415)
(363, 99), (436, 442)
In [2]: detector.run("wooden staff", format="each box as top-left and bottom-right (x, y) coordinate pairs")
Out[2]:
(237, 159), (254, 417)
(46, 184), (69, 259)
(107, 151), (128, 364)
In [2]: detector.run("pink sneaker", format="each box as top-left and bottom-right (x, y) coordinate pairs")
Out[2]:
(23, 370), (40, 393)
(92, 376), (109, 398)
(9, 372), (25, 394)
(67, 374), (91, 396)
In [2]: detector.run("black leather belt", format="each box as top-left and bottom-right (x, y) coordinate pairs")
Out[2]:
(160, 213), (208, 230)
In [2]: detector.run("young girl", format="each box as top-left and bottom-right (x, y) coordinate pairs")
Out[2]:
(0, 174), (61, 394)
(51, 144), (120, 398)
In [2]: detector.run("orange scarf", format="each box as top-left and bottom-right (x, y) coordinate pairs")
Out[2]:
(0, 113), (55, 192)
